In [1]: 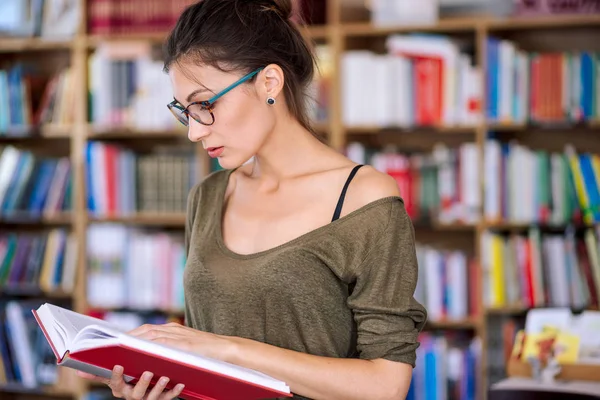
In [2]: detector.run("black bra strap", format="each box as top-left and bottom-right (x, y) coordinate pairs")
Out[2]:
(332, 164), (364, 222)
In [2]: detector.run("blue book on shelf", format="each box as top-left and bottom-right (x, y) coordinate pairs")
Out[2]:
(85, 142), (96, 213)
(0, 70), (9, 134)
(581, 52), (594, 120)
(486, 37), (500, 121)
(579, 153), (600, 222)
(28, 159), (57, 216)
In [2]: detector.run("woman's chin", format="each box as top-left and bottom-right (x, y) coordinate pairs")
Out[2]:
(214, 155), (248, 171)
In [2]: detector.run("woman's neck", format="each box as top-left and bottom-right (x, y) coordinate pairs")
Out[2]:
(248, 117), (330, 185)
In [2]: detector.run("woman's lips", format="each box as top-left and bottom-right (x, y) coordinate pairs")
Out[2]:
(207, 147), (224, 158)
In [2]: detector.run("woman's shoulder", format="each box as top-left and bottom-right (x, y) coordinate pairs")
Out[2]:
(340, 164), (404, 218)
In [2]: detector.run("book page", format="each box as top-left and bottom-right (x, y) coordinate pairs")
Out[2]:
(36, 303), (124, 355)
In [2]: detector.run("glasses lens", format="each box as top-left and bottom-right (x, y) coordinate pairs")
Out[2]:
(168, 104), (189, 126)
(187, 104), (215, 125)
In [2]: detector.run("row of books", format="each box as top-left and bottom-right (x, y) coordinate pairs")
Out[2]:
(415, 244), (478, 322)
(0, 0), (78, 38)
(347, 138), (600, 226)
(346, 141), (480, 225)
(86, 141), (196, 216)
(481, 227), (600, 310)
(86, 224), (186, 312)
(0, 229), (77, 296)
(486, 39), (600, 125)
(484, 139), (600, 225)
(0, 300), (177, 389)
(0, 65), (75, 136)
(342, 35), (482, 128)
(88, 0), (196, 35)
(89, 42), (178, 131)
(0, 300), (57, 388)
(88, 41), (332, 132)
(408, 334), (481, 400)
(0, 146), (72, 221)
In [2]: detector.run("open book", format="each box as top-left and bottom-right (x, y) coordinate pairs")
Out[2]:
(32, 303), (292, 400)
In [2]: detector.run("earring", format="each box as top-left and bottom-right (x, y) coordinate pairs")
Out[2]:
(267, 97), (276, 105)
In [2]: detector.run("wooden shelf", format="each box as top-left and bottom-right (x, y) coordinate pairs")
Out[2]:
(426, 318), (479, 330)
(486, 305), (530, 315)
(481, 221), (595, 232)
(0, 383), (75, 398)
(302, 25), (329, 40)
(487, 120), (600, 132)
(88, 213), (187, 227)
(0, 213), (72, 226)
(342, 17), (479, 37)
(486, 14), (600, 31)
(88, 126), (187, 139)
(86, 33), (168, 47)
(413, 220), (477, 231)
(345, 125), (479, 135)
(0, 287), (73, 299)
(0, 37), (74, 53)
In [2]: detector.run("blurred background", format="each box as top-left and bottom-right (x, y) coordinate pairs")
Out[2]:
(1, 0), (600, 399)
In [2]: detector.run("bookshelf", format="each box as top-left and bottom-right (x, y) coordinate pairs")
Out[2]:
(1, 0), (600, 399)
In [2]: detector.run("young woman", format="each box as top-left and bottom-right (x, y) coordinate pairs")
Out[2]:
(79, 0), (427, 399)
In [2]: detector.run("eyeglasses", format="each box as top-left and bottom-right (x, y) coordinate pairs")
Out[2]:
(167, 67), (264, 127)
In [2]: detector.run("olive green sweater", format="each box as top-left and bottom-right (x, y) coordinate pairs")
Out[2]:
(183, 169), (427, 399)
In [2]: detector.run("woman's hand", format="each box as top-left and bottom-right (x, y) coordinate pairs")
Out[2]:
(128, 322), (237, 363)
(77, 366), (185, 400)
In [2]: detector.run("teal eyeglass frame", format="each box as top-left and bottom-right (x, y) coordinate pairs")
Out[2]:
(167, 67), (264, 126)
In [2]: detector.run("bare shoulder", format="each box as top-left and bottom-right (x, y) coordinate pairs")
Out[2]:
(340, 165), (401, 216)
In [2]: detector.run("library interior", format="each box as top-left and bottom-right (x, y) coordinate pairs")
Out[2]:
(1, 0), (600, 399)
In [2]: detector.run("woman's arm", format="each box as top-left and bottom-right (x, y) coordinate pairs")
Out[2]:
(126, 322), (412, 400)
(228, 335), (412, 400)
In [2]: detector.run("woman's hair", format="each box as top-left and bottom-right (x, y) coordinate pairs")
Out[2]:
(164, 0), (317, 132)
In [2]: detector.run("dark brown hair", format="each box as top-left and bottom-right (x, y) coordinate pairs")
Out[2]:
(164, 0), (317, 132)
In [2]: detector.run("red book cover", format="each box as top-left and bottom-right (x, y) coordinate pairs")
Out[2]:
(104, 144), (117, 216)
(414, 57), (443, 126)
(32, 306), (292, 400)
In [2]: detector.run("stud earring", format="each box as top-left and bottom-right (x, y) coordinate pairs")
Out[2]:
(267, 97), (276, 105)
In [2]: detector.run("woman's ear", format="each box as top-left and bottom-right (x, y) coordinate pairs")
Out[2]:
(259, 64), (285, 102)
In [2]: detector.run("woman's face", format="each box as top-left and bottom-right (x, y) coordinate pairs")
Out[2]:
(169, 61), (278, 169)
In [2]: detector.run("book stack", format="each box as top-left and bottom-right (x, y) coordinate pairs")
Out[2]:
(0, 300), (59, 388)
(347, 141), (481, 225)
(0, 64), (75, 136)
(85, 141), (196, 217)
(87, 0), (197, 35)
(408, 334), (481, 400)
(481, 227), (600, 310)
(0, 146), (72, 221)
(89, 42), (180, 132)
(486, 39), (600, 125)
(342, 34), (482, 128)
(0, 0), (79, 38)
(483, 139), (600, 225)
(0, 229), (78, 296)
(86, 224), (186, 312)
(415, 244), (479, 323)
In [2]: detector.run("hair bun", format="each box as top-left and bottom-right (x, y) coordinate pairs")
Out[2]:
(271, 0), (293, 20)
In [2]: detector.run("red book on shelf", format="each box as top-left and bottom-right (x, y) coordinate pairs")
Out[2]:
(32, 303), (292, 400)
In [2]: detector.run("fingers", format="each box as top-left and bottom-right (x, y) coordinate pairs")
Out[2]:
(160, 383), (186, 400)
(129, 371), (154, 400)
(109, 365), (134, 398)
(146, 376), (170, 400)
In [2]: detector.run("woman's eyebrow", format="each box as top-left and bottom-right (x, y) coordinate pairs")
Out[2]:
(186, 88), (210, 103)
